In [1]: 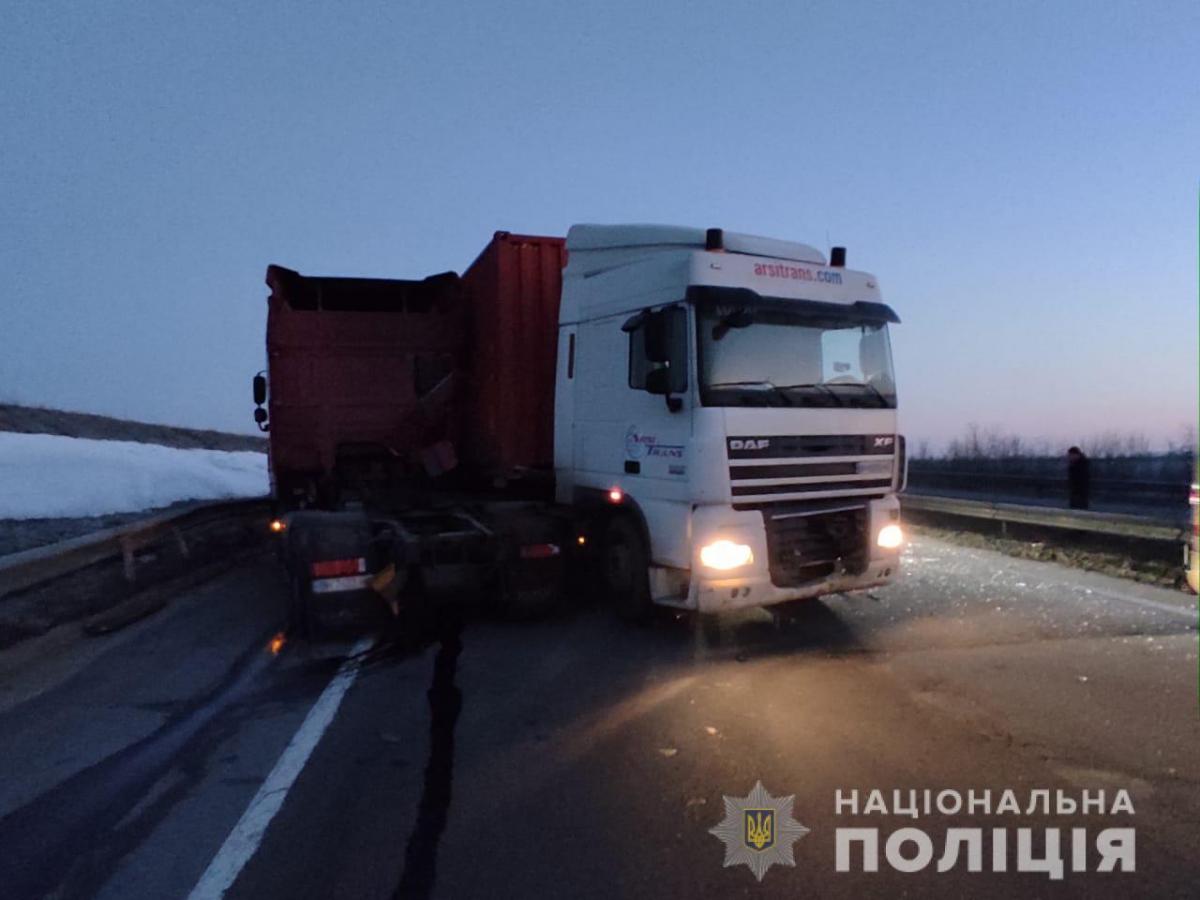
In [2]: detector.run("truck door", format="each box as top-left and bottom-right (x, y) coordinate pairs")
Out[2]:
(571, 303), (694, 568)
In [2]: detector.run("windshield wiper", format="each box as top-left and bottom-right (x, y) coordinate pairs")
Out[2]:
(815, 381), (892, 408)
(705, 381), (793, 406)
(707, 380), (778, 389)
(775, 383), (845, 407)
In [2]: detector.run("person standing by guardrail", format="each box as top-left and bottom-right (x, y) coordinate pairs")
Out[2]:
(1067, 446), (1091, 510)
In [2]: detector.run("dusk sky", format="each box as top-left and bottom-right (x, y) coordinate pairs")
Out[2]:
(2, 0), (1196, 450)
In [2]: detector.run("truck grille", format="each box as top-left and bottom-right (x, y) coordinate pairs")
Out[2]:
(727, 434), (895, 510)
(763, 504), (869, 587)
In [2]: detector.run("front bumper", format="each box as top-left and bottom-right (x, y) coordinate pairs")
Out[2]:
(684, 496), (902, 613)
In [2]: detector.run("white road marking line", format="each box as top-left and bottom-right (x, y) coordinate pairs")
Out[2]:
(187, 637), (374, 900)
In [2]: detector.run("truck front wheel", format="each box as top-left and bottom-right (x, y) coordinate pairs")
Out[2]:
(603, 517), (652, 622)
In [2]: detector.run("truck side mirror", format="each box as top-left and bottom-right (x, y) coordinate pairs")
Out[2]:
(621, 310), (648, 333)
(626, 305), (686, 413)
(253, 373), (267, 406)
(645, 366), (684, 413)
(642, 312), (669, 363)
(644, 366), (671, 395)
(253, 407), (269, 431)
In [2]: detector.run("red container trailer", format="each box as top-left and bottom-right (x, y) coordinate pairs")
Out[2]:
(460, 232), (566, 475)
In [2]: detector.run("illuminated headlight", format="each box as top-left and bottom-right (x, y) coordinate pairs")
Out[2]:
(877, 524), (904, 549)
(699, 540), (754, 570)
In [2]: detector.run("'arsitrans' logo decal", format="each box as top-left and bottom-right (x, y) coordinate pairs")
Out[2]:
(753, 262), (843, 285)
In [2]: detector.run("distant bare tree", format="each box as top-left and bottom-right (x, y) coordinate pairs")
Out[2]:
(963, 422), (984, 459)
(1084, 430), (1151, 458)
(1123, 432), (1151, 456)
(1167, 423), (1197, 456)
(981, 427), (1024, 459)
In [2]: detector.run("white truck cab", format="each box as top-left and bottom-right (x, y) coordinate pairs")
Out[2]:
(554, 224), (905, 613)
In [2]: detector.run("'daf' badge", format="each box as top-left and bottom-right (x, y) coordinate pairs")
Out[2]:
(710, 781), (809, 881)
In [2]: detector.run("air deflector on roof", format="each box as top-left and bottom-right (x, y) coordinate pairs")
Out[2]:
(686, 285), (900, 324)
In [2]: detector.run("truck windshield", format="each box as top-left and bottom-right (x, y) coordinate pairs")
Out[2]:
(698, 301), (897, 408)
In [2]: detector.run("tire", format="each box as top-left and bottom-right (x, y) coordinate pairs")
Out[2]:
(495, 513), (566, 621)
(603, 516), (652, 622)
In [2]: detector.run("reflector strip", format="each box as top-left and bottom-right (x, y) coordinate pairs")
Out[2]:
(311, 557), (366, 578)
(519, 543), (561, 560)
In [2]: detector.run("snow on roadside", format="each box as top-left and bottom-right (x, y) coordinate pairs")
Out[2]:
(0, 432), (268, 519)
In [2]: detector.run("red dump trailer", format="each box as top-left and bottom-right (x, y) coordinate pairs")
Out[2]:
(253, 232), (575, 633)
(258, 232), (564, 508)
(260, 264), (465, 506)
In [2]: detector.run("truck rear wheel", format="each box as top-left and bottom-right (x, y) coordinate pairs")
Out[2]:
(603, 517), (652, 622)
(496, 512), (566, 620)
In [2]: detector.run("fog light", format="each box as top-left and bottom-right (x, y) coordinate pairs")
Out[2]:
(700, 540), (753, 570)
(269, 518), (286, 533)
(877, 523), (904, 549)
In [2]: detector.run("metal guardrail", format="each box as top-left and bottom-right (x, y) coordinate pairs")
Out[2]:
(0, 498), (271, 600)
(906, 470), (1187, 507)
(901, 493), (1184, 542)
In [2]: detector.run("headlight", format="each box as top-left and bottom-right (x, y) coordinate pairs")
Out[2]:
(877, 523), (904, 549)
(699, 540), (754, 570)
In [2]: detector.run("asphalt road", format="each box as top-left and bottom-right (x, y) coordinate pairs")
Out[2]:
(0, 535), (1196, 899)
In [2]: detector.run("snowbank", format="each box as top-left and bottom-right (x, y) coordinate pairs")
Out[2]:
(0, 432), (268, 519)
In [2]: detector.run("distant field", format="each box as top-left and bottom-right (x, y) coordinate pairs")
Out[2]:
(0, 404), (266, 453)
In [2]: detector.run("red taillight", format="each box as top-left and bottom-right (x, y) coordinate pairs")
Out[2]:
(311, 558), (366, 578)
(519, 543), (561, 560)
